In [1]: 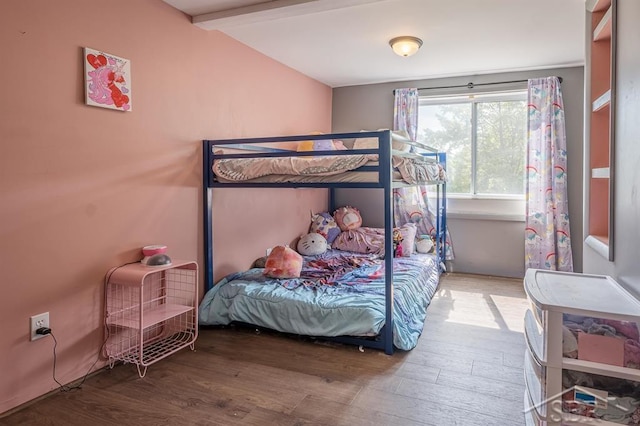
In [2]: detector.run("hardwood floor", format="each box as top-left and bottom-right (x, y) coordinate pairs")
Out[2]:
(2, 273), (529, 426)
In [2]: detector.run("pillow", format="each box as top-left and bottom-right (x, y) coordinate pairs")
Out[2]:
(297, 139), (336, 152)
(397, 223), (417, 256)
(263, 246), (303, 279)
(352, 130), (411, 152)
(333, 225), (416, 256)
(391, 130), (412, 152)
(332, 227), (385, 255)
(297, 233), (328, 256)
(297, 140), (315, 152)
(352, 136), (378, 150)
(309, 212), (341, 244)
(333, 140), (347, 150)
(333, 206), (362, 231)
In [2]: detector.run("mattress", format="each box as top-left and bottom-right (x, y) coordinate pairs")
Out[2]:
(212, 153), (446, 185)
(214, 170), (398, 184)
(198, 250), (440, 350)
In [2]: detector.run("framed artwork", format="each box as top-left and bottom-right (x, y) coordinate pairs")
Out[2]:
(84, 47), (132, 112)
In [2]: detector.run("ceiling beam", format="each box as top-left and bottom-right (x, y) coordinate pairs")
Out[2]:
(192, 0), (387, 30)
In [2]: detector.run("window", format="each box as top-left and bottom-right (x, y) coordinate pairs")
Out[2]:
(418, 91), (527, 198)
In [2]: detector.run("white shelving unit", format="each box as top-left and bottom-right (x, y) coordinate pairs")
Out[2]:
(591, 89), (611, 112)
(523, 269), (640, 425)
(105, 260), (198, 377)
(586, 0), (616, 261)
(591, 167), (610, 179)
(593, 5), (612, 41)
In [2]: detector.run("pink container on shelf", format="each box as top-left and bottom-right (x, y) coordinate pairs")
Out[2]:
(141, 245), (168, 265)
(142, 245), (167, 257)
(577, 332), (625, 366)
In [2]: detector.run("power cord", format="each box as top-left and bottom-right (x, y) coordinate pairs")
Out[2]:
(39, 328), (108, 392)
(38, 260), (142, 392)
(105, 260), (140, 285)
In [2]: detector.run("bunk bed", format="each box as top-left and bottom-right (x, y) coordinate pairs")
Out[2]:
(200, 130), (447, 354)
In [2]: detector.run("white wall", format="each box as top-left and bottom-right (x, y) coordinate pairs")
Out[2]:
(332, 67), (585, 278)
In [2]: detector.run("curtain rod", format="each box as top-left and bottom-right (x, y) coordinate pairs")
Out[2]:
(393, 77), (563, 94)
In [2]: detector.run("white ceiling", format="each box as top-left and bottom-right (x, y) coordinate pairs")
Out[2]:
(163, 0), (586, 88)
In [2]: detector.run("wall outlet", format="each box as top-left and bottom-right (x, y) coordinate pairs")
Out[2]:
(30, 312), (50, 341)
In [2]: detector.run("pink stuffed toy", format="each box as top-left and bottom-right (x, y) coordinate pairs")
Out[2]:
(264, 246), (303, 279)
(333, 206), (362, 231)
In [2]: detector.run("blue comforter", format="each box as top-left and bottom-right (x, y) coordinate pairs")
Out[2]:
(198, 251), (440, 350)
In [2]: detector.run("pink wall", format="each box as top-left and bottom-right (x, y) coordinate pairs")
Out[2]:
(0, 0), (330, 414)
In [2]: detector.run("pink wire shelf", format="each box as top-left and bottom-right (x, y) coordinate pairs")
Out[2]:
(105, 260), (198, 377)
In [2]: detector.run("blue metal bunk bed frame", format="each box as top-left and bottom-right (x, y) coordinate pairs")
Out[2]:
(202, 130), (446, 355)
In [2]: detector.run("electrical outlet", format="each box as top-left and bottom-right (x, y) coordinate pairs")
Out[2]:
(30, 312), (50, 341)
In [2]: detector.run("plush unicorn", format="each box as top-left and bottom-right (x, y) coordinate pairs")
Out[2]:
(309, 211), (341, 244)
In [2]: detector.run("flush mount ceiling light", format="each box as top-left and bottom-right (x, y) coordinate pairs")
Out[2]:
(389, 36), (423, 57)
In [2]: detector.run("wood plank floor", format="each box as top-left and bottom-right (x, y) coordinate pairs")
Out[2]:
(2, 273), (529, 426)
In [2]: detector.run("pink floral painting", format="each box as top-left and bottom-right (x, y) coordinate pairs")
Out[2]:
(84, 47), (131, 112)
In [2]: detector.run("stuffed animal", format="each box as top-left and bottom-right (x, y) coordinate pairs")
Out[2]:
(297, 139), (335, 152)
(297, 131), (338, 154)
(393, 228), (404, 257)
(416, 234), (435, 254)
(309, 211), (341, 244)
(252, 256), (267, 268)
(333, 206), (362, 231)
(264, 246), (303, 278)
(297, 233), (328, 256)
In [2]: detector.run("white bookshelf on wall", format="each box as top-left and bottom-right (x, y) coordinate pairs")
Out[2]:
(592, 89), (611, 112)
(586, 0), (616, 261)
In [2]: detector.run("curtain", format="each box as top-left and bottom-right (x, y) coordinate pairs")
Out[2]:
(394, 88), (419, 140)
(525, 77), (573, 271)
(393, 88), (454, 260)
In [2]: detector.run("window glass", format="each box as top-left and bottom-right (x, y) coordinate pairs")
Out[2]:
(476, 99), (527, 195)
(419, 102), (472, 194)
(418, 91), (527, 197)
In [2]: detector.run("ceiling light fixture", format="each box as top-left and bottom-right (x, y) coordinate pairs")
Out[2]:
(389, 36), (423, 57)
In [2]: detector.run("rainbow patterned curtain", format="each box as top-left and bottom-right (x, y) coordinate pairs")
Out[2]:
(525, 77), (573, 271)
(393, 88), (454, 261)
